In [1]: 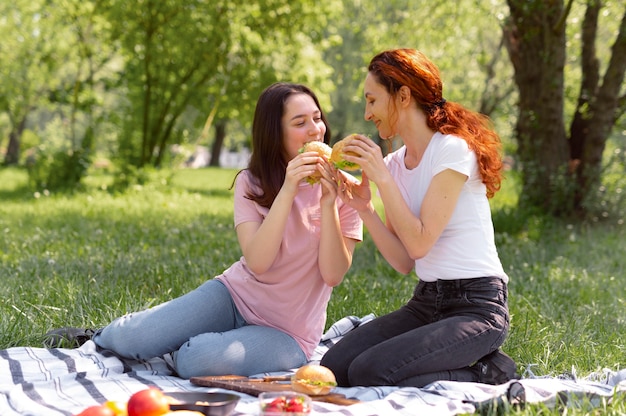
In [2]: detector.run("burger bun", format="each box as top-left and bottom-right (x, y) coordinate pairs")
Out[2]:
(290, 364), (337, 396)
(299, 142), (332, 184)
(330, 134), (361, 171)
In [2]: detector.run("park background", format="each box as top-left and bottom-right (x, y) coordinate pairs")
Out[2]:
(1, 1), (626, 414)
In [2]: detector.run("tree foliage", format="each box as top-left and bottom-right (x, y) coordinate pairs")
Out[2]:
(0, 0), (61, 166)
(102, 0), (339, 168)
(0, 0), (116, 189)
(102, 0), (235, 168)
(323, 0), (515, 147)
(1, 0), (625, 220)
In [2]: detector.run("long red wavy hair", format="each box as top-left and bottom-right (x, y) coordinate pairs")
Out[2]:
(368, 49), (503, 198)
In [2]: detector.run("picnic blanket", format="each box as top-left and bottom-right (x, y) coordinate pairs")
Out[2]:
(2, 314), (626, 416)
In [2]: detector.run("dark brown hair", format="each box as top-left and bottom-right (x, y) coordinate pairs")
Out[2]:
(368, 49), (503, 198)
(242, 82), (331, 208)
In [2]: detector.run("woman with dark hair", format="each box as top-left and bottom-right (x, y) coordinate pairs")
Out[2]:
(46, 82), (362, 378)
(320, 49), (516, 387)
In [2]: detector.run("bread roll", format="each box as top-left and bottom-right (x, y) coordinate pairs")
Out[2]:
(299, 142), (332, 184)
(290, 364), (337, 396)
(330, 134), (360, 171)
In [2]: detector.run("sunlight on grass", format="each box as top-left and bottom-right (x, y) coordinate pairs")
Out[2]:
(1, 166), (625, 415)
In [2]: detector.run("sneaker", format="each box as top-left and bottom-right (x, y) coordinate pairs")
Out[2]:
(43, 327), (96, 348)
(474, 349), (518, 385)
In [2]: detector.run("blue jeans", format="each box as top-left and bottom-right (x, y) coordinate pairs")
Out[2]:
(320, 277), (509, 387)
(93, 279), (307, 378)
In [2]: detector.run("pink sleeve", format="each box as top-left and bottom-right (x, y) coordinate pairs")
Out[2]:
(233, 171), (267, 228)
(338, 200), (363, 242)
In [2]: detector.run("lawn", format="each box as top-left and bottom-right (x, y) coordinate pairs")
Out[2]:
(1, 166), (625, 415)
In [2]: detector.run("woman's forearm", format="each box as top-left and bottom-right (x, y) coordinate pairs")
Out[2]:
(360, 205), (414, 275)
(318, 201), (354, 287)
(241, 189), (293, 274)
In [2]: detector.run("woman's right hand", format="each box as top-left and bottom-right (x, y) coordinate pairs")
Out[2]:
(340, 134), (391, 185)
(284, 151), (323, 193)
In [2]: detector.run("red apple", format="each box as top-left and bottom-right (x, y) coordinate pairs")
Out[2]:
(127, 388), (170, 416)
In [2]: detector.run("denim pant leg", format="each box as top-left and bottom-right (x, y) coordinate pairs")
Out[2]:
(94, 279), (307, 377)
(174, 324), (307, 378)
(325, 277), (509, 387)
(94, 279), (242, 360)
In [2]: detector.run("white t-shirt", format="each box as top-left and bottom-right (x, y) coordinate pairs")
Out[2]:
(217, 170), (363, 358)
(384, 132), (508, 283)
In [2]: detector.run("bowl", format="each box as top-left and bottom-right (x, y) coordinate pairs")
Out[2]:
(258, 391), (311, 415)
(165, 391), (239, 416)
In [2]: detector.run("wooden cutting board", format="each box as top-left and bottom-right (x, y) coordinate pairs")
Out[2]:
(190, 375), (359, 405)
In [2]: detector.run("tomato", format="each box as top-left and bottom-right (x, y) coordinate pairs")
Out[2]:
(285, 397), (304, 412)
(263, 397), (286, 413)
(262, 396), (309, 413)
(75, 405), (116, 416)
(126, 388), (170, 416)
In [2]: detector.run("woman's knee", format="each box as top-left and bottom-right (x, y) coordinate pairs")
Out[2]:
(346, 359), (389, 386)
(320, 352), (344, 385)
(174, 334), (246, 378)
(94, 316), (145, 358)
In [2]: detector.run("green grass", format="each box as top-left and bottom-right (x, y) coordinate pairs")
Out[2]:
(1, 166), (625, 415)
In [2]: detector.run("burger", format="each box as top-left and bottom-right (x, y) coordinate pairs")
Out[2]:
(299, 141), (332, 184)
(290, 364), (337, 396)
(330, 134), (361, 171)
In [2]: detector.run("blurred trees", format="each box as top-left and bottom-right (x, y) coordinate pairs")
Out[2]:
(0, 0), (62, 167)
(322, 0), (515, 144)
(1, 0), (625, 218)
(102, 0), (338, 169)
(0, 0), (338, 180)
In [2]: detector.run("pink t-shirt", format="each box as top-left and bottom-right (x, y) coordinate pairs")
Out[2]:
(216, 170), (362, 358)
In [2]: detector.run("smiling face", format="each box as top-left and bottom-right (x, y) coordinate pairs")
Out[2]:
(363, 72), (398, 140)
(282, 93), (327, 160)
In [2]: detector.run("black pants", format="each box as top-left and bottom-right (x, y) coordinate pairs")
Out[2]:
(321, 277), (509, 387)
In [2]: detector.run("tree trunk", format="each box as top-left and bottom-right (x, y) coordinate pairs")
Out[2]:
(504, 0), (571, 214)
(3, 116), (27, 166)
(210, 120), (226, 167)
(573, 5), (626, 213)
(504, 0), (626, 217)
(478, 37), (515, 117)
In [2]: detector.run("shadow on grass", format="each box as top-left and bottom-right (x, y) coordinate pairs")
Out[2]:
(0, 185), (35, 202)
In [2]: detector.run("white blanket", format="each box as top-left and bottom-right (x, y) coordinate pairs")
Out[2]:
(2, 315), (625, 416)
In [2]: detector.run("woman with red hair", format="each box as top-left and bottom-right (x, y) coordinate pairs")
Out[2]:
(321, 49), (516, 387)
